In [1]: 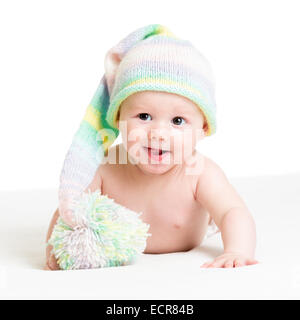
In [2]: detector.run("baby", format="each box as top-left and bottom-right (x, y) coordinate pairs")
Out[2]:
(45, 24), (258, 270)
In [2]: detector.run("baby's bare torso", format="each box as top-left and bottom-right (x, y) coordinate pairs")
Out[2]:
(98, 144), (211, 254)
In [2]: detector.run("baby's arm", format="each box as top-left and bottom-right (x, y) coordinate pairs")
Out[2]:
(196, 157), (258, 268)
(44, 167), (103, 270)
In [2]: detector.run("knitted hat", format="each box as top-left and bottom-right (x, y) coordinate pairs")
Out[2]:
(58, 24), (217, 226)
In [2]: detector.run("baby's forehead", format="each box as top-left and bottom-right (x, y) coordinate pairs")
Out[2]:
(122, 91), (199, 114)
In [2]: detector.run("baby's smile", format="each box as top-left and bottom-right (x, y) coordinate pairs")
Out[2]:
(143, 146), (171, 162)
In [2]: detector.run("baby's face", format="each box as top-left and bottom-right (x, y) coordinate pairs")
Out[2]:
(117, 90), (206, 175)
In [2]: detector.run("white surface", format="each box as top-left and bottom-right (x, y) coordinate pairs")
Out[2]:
(0, 173), (300, 299)
(2, 1), (300, 191)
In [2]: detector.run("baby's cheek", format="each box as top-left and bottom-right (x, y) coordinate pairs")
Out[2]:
(122, 125), (147, 145)
(172, 130), (195, 162)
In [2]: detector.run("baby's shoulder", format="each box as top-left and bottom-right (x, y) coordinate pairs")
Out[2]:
(201, 154), (221, 174)
(184, 152), (215, 177)
(195, 154), (230, 196)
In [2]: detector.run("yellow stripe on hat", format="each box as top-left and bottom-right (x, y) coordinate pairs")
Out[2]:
(83, 104), (116, 153)
(83, 104), (102, 131)
(128, 78), (207, 102)
(157, 25), (180, 39)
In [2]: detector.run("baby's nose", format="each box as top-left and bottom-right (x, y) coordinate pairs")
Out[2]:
(149, 126), (170, 142)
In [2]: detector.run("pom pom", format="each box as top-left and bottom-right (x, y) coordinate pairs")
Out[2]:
(47, 189), (151, 270)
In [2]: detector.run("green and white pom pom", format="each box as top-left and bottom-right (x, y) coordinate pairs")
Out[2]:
(47, 190), (151, 270)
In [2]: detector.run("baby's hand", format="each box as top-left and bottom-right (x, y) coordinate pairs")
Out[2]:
(200, 252), (259, 268)
(44, 252), (60, 271)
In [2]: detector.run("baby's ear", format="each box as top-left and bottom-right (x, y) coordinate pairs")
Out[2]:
(203, 122), (208, 133)
(116, 110), (120, 129)
(197, 122), (207, 141)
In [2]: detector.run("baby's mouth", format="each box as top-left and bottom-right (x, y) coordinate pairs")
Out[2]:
(144, 147), (170, 156)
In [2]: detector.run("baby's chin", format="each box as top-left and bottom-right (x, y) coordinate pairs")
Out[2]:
(135, 162), (176, 176)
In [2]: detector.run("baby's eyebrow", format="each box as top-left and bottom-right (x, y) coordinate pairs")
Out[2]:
(172, 105), (194, 115)
(130, 105), (150, 112)
(129, 103), (195, 115)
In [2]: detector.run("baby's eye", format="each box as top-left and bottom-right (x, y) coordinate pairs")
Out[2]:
(172, 116), (186, 126)
(138, 113), (152, 121)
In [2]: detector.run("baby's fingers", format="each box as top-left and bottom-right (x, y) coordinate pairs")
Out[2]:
(224, 260), (234, 268)
(233, 259), (245, 267)
(246, 258), (259, 265)
(45, 253), (60, 271)
(200, 261), (211, 268)
(234, 258), (259, 267)
(206, 259), (226, 268)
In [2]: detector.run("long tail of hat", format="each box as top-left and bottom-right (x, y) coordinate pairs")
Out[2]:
(58, 24), (176, 226)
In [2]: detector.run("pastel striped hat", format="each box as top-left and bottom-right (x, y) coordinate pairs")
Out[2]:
(58, 24), (217, 225)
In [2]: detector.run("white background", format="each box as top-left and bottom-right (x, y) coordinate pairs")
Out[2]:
(1, 0), (299, 191)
